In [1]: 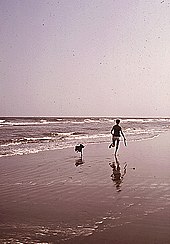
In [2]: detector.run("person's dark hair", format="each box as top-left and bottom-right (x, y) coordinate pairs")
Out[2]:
(116, 119), (120, 124)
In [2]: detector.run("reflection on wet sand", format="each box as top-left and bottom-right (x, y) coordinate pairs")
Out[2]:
(109, 155), (127, 192)
(75, 158), (84, 167)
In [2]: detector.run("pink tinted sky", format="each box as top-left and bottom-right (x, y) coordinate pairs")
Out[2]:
(1, 0), (170, 117)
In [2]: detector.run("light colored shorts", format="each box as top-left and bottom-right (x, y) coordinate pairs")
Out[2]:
(112, 136), (120, 141)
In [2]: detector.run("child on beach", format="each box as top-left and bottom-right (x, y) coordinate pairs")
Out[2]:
(109, 119), (126, 154)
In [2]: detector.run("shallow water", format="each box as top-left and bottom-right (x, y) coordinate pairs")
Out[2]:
(0, 132), (170, 243)
(0, 117), (170, 157)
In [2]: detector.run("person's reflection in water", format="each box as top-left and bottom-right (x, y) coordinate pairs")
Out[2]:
(75, 158), (84, 167)
(109, 155), (127, 192)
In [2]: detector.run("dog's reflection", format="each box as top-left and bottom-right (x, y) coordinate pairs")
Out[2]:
(75, 158), (84, 167)
(109, 155), (127, 192)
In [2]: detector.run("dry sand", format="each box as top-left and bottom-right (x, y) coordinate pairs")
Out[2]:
(0, 131), (170, 243)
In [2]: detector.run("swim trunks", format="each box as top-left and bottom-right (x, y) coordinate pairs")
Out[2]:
(112, 136), (120, 140)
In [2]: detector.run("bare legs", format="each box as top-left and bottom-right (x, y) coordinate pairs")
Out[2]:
(109, 139), (120, 155)
(109, 136), (116, 148)
(115, 139), (120, 155)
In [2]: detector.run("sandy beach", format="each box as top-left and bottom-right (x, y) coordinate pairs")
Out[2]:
(0, 131), (170, 243)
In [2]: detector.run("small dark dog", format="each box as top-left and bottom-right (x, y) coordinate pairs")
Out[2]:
(75, 144), (85, 158)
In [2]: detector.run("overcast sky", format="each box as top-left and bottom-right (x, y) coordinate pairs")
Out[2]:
(1, 0), (170, 117)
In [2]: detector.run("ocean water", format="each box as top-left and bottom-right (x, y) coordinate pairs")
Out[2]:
(0, 117), (170, 157)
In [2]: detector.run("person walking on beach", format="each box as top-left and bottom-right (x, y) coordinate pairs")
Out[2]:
(109, 119), (126, 155)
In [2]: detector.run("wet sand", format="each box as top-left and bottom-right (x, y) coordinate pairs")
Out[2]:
(0, 131), (170, 243)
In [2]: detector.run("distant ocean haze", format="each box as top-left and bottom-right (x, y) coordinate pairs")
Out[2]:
(0, 117), (169, 157)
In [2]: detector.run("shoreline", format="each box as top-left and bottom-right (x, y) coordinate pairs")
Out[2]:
(0, 129), (163, 160)
(0, 131), (170, 243)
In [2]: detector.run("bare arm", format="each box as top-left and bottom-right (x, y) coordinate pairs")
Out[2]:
(121, 129), (125, 139)
(121, 129), (127, 146)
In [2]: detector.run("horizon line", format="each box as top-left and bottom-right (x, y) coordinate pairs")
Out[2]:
(0, 116), (170, 119)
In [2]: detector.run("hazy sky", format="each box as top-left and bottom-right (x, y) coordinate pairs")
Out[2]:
(1, 0), (170, 117)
